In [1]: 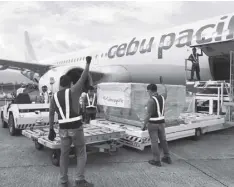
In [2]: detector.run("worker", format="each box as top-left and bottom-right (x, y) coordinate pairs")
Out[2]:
(188, 47), (203, 81)
(83, 86), (97, 124)
(48, 56), (93, 187)
(40, 85), (51, 103)
(141, 76), (172, 167)
(16, 82), (26, 96)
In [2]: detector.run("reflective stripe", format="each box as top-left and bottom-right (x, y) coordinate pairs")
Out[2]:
(149, 95), (165, 121)
(149, 116), (165, 121)
(86, 94), (97, 108)
(54, 92), (66, 120)
(58, 116), (82, 124)
(65, 89), (70, 119)
(161, 95), (165, 116)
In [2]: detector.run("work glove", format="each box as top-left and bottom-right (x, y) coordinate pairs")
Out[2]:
(48, 128), (56, 141)
(141, 125), (147, 131)
(86, 56), (92, 64)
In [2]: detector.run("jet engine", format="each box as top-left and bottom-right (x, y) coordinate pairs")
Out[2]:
(38, 66), (93, 94)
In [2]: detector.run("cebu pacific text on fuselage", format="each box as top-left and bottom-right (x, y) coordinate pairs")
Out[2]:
(107, 15), (234, 60)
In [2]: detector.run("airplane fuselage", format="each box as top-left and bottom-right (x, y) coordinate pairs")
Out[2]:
(33, 13), (234, 86)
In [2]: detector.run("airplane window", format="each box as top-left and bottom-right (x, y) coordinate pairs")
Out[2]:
(105, 53), (107, 56)
(71, 59), (73, 62)
(83, 57), (85, 60)
(101, 54), (103, 57)
(77, 58), (79, 61)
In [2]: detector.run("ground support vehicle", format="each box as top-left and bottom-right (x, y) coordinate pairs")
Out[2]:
(0, 101), (55, 136)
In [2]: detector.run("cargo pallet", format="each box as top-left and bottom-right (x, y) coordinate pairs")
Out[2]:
(22, 124), (125, 166)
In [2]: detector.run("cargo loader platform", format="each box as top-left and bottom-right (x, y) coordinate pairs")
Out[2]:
(22, 124), (125, 166)
(92, 80), (234, 151)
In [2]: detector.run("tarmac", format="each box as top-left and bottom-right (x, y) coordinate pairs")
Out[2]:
(1, 120), (234, 187)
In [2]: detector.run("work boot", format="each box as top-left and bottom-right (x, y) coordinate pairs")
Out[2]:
(161, 156), (172, 164)
(148, 160), (162, 167)
(75, 179), (94, 187)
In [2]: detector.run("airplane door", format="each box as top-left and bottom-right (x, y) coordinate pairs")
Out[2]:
(191, 40), (234, 81)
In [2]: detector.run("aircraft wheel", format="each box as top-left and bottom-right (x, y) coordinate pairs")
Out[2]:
(8, 114), (16, 136)
(1, 112), (7, 128)
(51, 149), (60, 167)
(35, 141), (44, 150)
(193, 128), (202, 141)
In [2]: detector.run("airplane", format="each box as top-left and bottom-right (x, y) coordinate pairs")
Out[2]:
(1, 12), (234, 93)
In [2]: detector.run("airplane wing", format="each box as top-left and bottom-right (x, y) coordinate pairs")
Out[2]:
(0, 59), (51, 75)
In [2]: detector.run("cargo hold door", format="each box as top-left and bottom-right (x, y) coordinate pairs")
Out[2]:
(191, 39), (234, 81)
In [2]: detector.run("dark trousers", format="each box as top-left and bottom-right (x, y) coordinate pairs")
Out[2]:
(85, 112), (96, 124)
(148, 122), (170, 161)
(191, 63), (201, 81)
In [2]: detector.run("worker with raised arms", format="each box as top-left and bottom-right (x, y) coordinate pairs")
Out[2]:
(48, 56), (94, 187)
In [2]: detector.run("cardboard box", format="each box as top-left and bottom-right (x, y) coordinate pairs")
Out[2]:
(97, 83), (186, 128)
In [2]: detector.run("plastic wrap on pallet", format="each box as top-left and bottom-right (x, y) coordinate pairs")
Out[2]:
(97, 83), (186, 128)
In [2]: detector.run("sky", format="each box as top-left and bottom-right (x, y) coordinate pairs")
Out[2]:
(1, 1), (234, 62)
(1, 1), (234, 82)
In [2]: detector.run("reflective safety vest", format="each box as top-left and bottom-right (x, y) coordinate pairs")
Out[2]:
(40, 91), (50, 103)
(149, 95), (165, 123)
(54, 89), (82, 128)
(86, 93), (97, 109)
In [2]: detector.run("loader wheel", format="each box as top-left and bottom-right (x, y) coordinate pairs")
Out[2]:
(35, 141), (44, 150)
(193, 128), (202, 141)
(1, 112), (7, 128)
(51, 149), (61, 167)
(8, 114), (16, 136)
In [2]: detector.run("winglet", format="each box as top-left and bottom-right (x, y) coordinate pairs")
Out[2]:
(24, 31), (38, 63)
